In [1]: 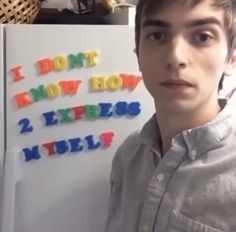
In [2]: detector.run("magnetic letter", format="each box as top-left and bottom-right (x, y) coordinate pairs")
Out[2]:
(53, 55), (68, 71)
(14, 92), (33, 108)
(37, 58), (53, 75)
(46, 83), (61, 97)
(85, 105), (99, 118)
(59, 80), (82, 95)
(120, 74), (142, 90)
(68, 53), (85, 68)
(91, 76), (106, 90)
(57, 108), (73, 122)
(106, 74), (122, 90)
(30, 85), (47, 102)
(72, 106), (85, 120)
(85, 135), (101, 150)
(42, 111), (58, 126)
(42, 142), (56, 156)
(84, 50), (99, 66)
(101, 131), (114, 148)
(18, 118), (33, 133)
(10, 66), (25, 82)
(55, 140), (69, 155)
(22, 146), (41, 162)
(68, 137), (83, 152)
(128, 102), (141, 116)
(99, 103), (112, 117)
(115, 102), (128, 116)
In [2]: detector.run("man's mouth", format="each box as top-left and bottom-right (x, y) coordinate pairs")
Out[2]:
(160, 79), (193, 87)
(160, 79), (194, 90)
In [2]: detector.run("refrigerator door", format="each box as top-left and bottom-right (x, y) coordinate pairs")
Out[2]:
(0, 24), (4, 232)
(4, 25), (155, 232)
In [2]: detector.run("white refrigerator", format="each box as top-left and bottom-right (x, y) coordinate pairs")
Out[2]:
(0, 24), (4, 232)
(0, 24), (155, 232)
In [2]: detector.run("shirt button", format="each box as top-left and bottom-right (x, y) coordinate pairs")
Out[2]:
(190, 150), (197, 159)
(157, 173), (164, 181)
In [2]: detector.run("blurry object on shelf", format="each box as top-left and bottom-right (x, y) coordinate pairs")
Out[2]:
(104, 4), (135, 25)
(102, 0), (135, 12)
(0, 0), (42, 24)
(77, 0), (95, 14)
(102, 0), (116, 11)
(42, 0), (78, 12)
(34, 7), (108, 24)
(41, 0), (95, 15)
(93, 2), (110, 16)
(102, 0), (135, 25)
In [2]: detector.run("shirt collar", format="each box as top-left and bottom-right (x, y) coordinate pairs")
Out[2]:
(140, 98), (236, 160)
(139, 113), (161, 154)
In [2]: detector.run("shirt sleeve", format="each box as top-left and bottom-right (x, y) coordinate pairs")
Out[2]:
(105, 131), (141, 232)
(105, 145), (125, 232)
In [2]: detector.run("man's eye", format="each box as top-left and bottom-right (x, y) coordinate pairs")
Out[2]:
(147, 31), (165, 41)
(194, 32), (213, 43)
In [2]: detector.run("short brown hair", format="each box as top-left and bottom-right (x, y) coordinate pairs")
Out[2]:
(135, 0), (236, 91)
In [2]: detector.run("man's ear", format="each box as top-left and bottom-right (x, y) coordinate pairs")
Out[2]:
(225, 50), (236, 76)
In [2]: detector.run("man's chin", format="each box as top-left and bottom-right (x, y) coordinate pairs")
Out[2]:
(155, 99), (196, 114)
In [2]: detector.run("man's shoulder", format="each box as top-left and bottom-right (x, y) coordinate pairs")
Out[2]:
(117, 130), (143, 153)
(112, 115), (158, 165)
(113, 130), (145, 166)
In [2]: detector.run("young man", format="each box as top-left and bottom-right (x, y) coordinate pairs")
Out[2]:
(106, 0), (236, 231)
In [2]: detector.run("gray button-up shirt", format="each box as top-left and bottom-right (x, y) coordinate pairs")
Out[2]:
(106, 99), (236, 232)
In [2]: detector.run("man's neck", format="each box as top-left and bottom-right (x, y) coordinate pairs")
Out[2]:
(155, 100), (221, 155)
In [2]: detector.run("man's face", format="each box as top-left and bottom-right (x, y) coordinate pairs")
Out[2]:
(138, 0), (234, 114)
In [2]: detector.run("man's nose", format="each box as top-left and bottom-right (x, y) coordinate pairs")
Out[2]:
(166, 37), (188, 70)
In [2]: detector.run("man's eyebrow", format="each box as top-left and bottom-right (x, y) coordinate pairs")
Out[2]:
(142, 17), (223, 29)
(185, 17), (223, 28)
(142, 19), (171, 28)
